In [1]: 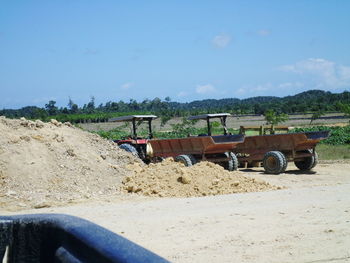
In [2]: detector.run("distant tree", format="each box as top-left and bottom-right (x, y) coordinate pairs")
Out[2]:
(310, 110), (325, 124)
(264, 109), (289, 134)
(253, 103), (264, 114)
(67, 98), (79, 114)
(45, 100), (58, 115)
(160, 114), (171, 127)
(165, 96), (171, 102)
(68, 97), (74, 109)
(61, 107), (69, 114)
(32, 107), (48, 119)
(129, 99), (139, 111)
(70, 104), (79, 114)
(86, 96), (95, 113)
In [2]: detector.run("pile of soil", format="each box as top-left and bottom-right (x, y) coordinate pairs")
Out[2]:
(122, 158), (279, 197)
(0, 116), (138, 210)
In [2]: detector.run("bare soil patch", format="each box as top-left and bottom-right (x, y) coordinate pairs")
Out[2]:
(3, 162), (350, 263)
(122, 158), (279, 197)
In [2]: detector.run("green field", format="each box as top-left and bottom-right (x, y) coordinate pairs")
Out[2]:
(316, 144), (350, 160)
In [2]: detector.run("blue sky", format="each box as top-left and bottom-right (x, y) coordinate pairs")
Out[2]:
(1, 0), (350, 109)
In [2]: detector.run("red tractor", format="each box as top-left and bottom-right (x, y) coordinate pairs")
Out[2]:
(110, 115), (158, 162)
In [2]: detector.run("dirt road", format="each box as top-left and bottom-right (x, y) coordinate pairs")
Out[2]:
(2, 162), (350, 262)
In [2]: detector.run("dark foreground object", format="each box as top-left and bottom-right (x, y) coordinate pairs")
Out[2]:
(0, 214), (168, 263)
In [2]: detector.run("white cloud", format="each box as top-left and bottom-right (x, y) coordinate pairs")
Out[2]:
(196, 84), (217, 94)
(120, 82), (133, 90)
(212, 34), (231, 48)
(280, 58), (350, 89)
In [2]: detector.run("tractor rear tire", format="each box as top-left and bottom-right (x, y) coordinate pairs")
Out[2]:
(221, 152), (239, 171)
(263, 151), (286, 174)
(294, 149), (318, 170)
(175, 154), (193, 167)
(119, 143), (139, 158)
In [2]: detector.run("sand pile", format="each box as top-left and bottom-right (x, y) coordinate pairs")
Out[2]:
(122, 158), (279, 197)
(0, 116), (139, 210)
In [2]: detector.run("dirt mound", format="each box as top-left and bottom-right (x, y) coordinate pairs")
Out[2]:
(0, 116), (139, 210)
(122, 158), (279, 197)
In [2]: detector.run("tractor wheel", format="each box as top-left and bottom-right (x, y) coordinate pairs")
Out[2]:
(174, 154), (193, 167)
(263, 151), (286, 174)
(221, 152), (239, 171)
(119, 143), (139, 158)
(294, 149), (318, 171)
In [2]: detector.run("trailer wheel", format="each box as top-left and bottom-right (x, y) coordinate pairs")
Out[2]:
(280, 152), (288, 173)
(294, 149), (318, 170)
(119, 143), (139, 158)
(221, 152), (239, 171)
(311, 150), (319, 169)
(175, 154), (193, 167)
(263, 151), (285, 174)
(187, 154), (197, 165)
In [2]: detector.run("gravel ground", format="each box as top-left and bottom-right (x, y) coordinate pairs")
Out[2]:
(2, 161), (350, 263)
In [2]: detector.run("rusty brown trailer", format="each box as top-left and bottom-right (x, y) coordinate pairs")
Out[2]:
(234, 131), (330, 173)
(148, 134), (245, 158)
(147, 135), (244, 170)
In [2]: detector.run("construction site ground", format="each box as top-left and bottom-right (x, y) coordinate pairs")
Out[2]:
(1, 116), (349, 262)
(2, 161), (350, 263)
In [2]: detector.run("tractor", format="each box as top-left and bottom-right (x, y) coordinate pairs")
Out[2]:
(110, 115), (158, 162)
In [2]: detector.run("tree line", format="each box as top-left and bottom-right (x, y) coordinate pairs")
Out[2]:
(1, 90), (350, 123)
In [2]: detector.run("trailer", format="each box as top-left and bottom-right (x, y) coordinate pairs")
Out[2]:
(147, 134), (244, 170)
(147, 113), (244, 170)
(234, 131), (330, 174)
(185, 113), (330, 174)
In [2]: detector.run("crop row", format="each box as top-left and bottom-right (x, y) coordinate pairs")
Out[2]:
(98, 125), (350, 145)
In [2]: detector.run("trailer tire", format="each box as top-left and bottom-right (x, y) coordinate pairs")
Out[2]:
(187, 154), (197, 165)
(311, 150), (319, 169)
(294, 149), (318, 170)
(222, 152), (239, 171)
(280, 152), (288, 173)
(119, 143), (139, 158)
(175, 155), (193, 167)
(263, 151), (285, 174)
